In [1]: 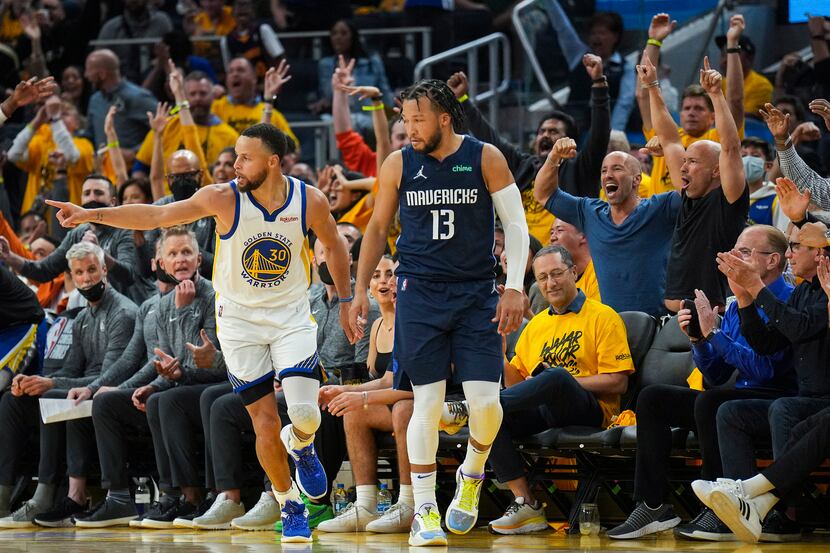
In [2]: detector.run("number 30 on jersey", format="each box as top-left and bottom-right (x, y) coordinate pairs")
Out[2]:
(430, 209), (455, 240)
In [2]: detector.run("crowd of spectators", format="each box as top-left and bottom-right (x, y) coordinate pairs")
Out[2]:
(1, 0), (830, 544)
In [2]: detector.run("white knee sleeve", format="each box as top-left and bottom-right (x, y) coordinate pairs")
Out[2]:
(282, 376), (321, 435)
(407, 380), (446, 465)
(463, 380), (503, 446)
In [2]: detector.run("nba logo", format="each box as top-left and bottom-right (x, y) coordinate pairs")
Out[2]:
(401, 278), (408, 291)
(218, 305), (224, 317)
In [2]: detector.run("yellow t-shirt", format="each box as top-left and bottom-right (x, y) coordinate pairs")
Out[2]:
(722, 70), (773, 119)
(135, 115), (239, 177)
(510, 294), (634, 426)
(16, 126), (95, 213)
(521, 184), (555, 246)
(212, 96), (299, 148)
(643, 123), (744, 194)
(0, 12), (22, 46)
(193, 7), (236, 59)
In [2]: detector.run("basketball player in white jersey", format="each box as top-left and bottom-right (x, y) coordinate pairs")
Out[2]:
(47, 124), (353, 543)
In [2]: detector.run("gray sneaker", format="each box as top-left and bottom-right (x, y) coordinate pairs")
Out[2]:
(191, 492), (245, 530)
(0, 500), (49, 528)
(231, 492), (280, 531)
(607, 503), (681, 539)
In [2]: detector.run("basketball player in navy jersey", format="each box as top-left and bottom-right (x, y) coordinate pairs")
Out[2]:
(46, 124), (353, 543)
(350, 80), (530, 546)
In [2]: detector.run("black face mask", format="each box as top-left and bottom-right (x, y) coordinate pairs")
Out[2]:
(82, 200), (109, 210)
(493, 262), (504, 279)
(77, 280), (106, 302)
(317, 262), (335, 286)
(155, 265), (182, 285)
(169, 174), (200, 202)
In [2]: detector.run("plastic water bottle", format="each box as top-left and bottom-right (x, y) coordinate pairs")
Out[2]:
(376, 484), (392, 515)
(135, 477), (151, 516)
(333, 483), (348, 515)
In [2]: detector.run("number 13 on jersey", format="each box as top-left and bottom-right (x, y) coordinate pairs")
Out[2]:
(430, 209), (455, 240)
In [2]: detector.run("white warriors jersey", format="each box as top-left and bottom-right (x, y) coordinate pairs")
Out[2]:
(213, 176), (312, 309)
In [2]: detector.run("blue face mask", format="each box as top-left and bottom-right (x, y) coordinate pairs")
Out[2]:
(742, 155), (766, 184)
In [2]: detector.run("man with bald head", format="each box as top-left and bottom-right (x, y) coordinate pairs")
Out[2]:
(85, 49), (158, 151)
(643, 54), (748, 313)
(535, 140), (681, 317)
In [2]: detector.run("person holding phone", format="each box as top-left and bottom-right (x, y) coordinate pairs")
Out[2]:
(609, 225), (797, 541)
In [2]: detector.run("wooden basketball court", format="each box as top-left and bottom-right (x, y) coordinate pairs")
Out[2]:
(1, 527), (829, 552)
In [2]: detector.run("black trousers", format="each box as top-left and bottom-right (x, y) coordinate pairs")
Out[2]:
(38, 389), (96, 484)
(634, 384), (783, 506)
(200, 383), (233, 490)
(157, 384), (213, 489)
(0, 392), (39, 486)
(209, 386), (254, 491)
(92, 389), (168, 491)
(489, 368), (604, 483)
(764, 406), (830, 497)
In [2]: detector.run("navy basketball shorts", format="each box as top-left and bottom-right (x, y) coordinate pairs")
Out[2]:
(393, 276), (502, 390)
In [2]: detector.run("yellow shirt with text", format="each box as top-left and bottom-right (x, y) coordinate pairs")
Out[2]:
(192, 7), (236, 60)
(212, 96), (299, 148)
(510, 294), (634, 426)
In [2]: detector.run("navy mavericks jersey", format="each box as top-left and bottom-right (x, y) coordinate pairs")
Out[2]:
(396, 136), (497, 282)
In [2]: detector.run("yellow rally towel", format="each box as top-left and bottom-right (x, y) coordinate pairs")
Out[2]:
(607, 410), (637, 428)
(687, 367), (704, 391)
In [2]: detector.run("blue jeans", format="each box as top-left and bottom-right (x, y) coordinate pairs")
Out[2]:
(717, 396), (830, 479)
(488, 368), (603, 483)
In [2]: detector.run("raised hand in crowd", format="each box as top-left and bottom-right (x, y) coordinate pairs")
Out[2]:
(104, 105), (128, 185)
(636, 50), (659, 87)
(809, 99), (830, 132)
(548, 136), (577, 163)
(716, 249), (763, 295)
(791, 121), (822, 146)
(153, 348), (182, 382)
(447, 71), (469, 99)
(775, 177), (812, 221)
(759, 103), (790, 141)
(338, 84), (382, 101)
(582, 53), (604, 81)
(185, 329), (218, 369)
(699, 56), (723, 96)
(264, 58), (292, 101)
(692, 289), (720, 337)
(640, 135), (663, 157)
(817, 256), (830, 299)
(648, 12), (676, 42)
(147, 101), (171, 136)
(1, 76), (56, 119)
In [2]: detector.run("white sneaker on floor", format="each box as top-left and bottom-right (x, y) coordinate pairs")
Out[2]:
(710, 487), (762, 543)
(692, 478), (745, 510)
(365, 502), (414, 533)
(0, 500), (46, 528)
(488, 497), (548, 535)
(191, 492), (245, 530)
(316, 503), (377, 533)
(231, 492), (280, 531)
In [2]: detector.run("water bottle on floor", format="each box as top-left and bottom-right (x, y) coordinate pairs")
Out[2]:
(135, 477), (151, 516)
(377, 483), (392, 515)
(333, 483), (348, 516)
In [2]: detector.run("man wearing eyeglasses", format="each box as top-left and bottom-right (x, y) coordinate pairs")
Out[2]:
(480, 244), (634, 535)
(702, 224), (830, 541)
(609, 224), (796, 541)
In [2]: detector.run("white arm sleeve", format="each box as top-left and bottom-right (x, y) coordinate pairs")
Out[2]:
(260, 23), (286, 58)
(492, 183), (530, 292)
(50, 120), (81, 164)
(7, 123), (34, 163)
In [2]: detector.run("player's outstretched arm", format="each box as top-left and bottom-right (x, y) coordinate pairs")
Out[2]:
(484, 144), (529, 336)
(306, 185), (355, 343)
(350, 151), (401, 339)
(47, 184), (229, 231)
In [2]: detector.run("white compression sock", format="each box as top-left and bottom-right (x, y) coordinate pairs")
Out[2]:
(742, 474), (775, 498)
(397, 484), (414, 507)
(274, 481), (301, 508)
(355, 484), (377, 513)
(411, 471), (437, 511)
(460, 380), (502, 476)
(282, 376), (321, 448)
(753, 492), (779, 521)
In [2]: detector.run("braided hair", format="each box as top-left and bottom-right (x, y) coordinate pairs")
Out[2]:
(399, 79), (466, 133)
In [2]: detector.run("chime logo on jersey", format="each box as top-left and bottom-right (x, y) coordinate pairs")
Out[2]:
(241, 234), (292, 287)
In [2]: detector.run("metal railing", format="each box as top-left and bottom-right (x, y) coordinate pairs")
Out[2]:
(89, 26), (432, 68)
(413, 32), (511, 126)
(286, 119), (337, 169)
(512, 0), (555, 101)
